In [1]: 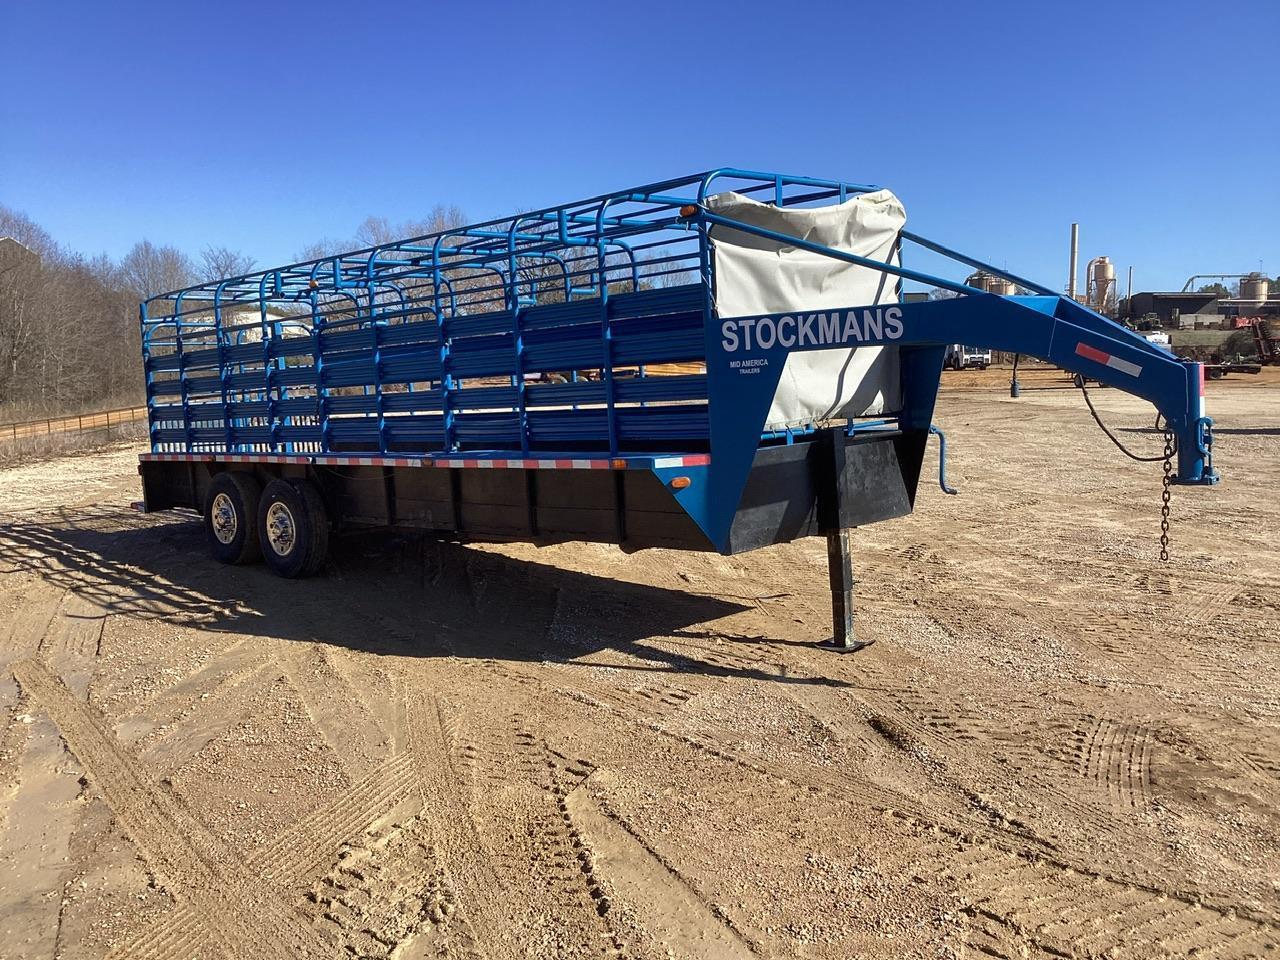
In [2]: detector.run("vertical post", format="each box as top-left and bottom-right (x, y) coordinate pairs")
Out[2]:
(827, 529), (855, 648)
(817, 429), (871, 652)
(596, 239), (618, 456)
(1068, 223), (1079, 301)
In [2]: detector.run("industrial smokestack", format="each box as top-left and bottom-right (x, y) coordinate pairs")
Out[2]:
(1068, 223), (1079, 300)
(1127, 266), (1133, 303)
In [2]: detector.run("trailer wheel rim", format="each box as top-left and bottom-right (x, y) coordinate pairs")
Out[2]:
(211, 493), (238, 545)
(265, 501), (297, 556)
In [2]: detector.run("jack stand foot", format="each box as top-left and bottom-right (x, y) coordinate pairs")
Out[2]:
(816, 636), (875, 654)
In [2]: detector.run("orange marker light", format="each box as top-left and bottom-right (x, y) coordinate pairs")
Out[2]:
(611, 458), (627, 470)
(678, 204), (698, 218)
(669, 476), (691, 489)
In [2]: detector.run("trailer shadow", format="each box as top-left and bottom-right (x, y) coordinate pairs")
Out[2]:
(0, 505), (849, 689)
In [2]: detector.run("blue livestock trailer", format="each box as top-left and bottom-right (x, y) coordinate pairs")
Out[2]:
(136, 169), (1217, 649)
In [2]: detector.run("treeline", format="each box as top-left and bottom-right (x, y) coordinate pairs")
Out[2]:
(0, 205), (466, 419)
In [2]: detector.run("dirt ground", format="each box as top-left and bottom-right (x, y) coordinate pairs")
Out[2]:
(1, 366), (1277, 959)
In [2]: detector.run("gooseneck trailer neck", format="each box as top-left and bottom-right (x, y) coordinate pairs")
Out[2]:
(137, 168), (1217, 649)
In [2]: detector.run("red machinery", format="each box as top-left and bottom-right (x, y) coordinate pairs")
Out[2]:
(1248, 318), (1280, 364)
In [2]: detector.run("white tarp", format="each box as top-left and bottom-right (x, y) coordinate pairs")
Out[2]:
(707, 190), (905, 430)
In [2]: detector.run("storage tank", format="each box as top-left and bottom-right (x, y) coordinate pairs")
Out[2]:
(1240, 272), (1270, 303)
(965, 271), (1017, 296)
(1088, 257), (1116, 309)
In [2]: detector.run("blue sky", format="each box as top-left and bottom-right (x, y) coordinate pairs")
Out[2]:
(2, 0), (1276, 292)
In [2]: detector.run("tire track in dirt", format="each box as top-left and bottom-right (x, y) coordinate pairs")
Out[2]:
(519, 654), (982, 837)
(259, 752), (418, 886)
(490, 656), (1280, 958)
(11, 658), (337, 960)
(1074, 717), (1153, 810)
(403, 690), (523, 960)
(298, 812), (484, 959)
(428, 684), (642, 959)
(0, 695), (86, 959)
(107, 907), (218, 960)
(117, 638), (388, 783)
(109, 752), (419, 960)
(274, 643), (389, 780)
(0, 583), (65, 703)
(890, 544), (1278, 769)
(767, 647), (1151, 844)
(0, 584), (82, 844)
(892, 531), (1273, 711)
(779, 675), (1099, 835)
(136, 662), (275, 776)
(1, 587), (106, 959)
(466, 710), (634, 958)
(111, 638), (262, 744)
(629, 632), (1095, 840)
(35, 589), (105, 698)
(563, 774), (757, 959)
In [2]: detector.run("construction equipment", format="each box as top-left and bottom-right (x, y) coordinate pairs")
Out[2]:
(1250, 318), (1280, 364)
(136, 169), (1218, 650)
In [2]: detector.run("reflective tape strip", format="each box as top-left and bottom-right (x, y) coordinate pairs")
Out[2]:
(140, 452), (714, 470)
(652, 455), (710, 469)
(1075, 342), (1142, 378)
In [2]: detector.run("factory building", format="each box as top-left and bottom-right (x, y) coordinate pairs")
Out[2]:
(1124, 273), (1278, 330)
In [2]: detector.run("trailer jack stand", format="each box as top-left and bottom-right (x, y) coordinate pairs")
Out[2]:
(817, 529), (873, 653)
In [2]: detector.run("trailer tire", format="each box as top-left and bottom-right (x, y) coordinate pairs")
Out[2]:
(1208, 367), (1225, 380)
(204, 472), (262, 565)
(257, 478), (329, 578)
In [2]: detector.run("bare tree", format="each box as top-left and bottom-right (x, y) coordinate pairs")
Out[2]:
(200, 245), (256, 281)
(0, 205), (58, 258)
(0, 205), (151, 412)
(0, 207), (57, 405)
(118, 240), (196, 299)
(0, 202), (478, 417)
(354, 205), (467, 247)
(294, 237), (348, 262)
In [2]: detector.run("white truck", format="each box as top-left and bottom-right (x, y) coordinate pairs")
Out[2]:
(945, 343), (991, 370)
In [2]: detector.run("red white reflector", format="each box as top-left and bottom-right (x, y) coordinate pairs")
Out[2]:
(1075, 342), (1143, 378)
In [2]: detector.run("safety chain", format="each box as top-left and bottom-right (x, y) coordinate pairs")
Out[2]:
(1203, 420), (1215, 478)
(1159, 431), (1174, 563)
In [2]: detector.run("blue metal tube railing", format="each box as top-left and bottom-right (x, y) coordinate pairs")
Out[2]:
(139, 167), (1212, 489)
